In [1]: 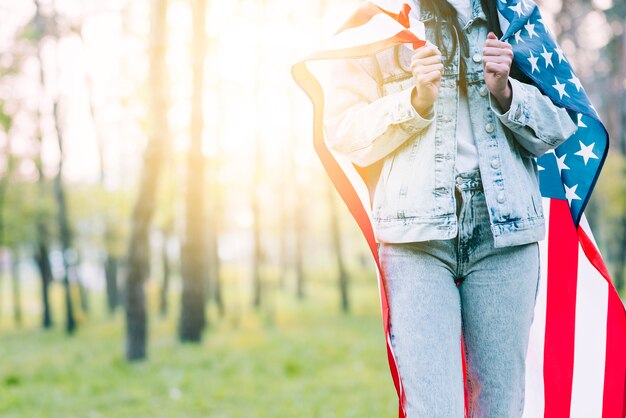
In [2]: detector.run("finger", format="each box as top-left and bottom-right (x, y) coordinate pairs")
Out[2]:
(410, 55), (442, 68)
(418, 70), (442, 84)
(482, 46), (514, 57)
(484, 62), (510, 74)
(484, 38), (512, 50)
(414, 63), (444, 75)
(482, 55), (512, 66)
(413, 44), (441, 60)
(487, 32), (498, 40)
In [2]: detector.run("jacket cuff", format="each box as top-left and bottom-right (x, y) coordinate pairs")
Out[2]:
(489, 77), (529, 127)
(393, 86), (435, 133)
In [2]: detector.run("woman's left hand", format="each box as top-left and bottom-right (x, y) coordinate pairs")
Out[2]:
(482, 32), (514, 111)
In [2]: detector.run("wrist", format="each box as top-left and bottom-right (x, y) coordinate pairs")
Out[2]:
(492, 80), (513, 112)
(411, 87), (434, 118)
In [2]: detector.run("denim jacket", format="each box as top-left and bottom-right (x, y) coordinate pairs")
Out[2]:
(322, 0), (578, 248)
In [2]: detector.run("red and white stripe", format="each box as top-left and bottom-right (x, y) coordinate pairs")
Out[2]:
(292, 1), (626, 417)
(524, 199), (626, 417)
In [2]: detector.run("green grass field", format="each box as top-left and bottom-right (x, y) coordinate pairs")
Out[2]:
(0, 273), (398, 418)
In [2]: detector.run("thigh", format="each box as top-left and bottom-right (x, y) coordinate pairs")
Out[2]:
(379, 241), (465, 418)
(459, 241), (540, 418)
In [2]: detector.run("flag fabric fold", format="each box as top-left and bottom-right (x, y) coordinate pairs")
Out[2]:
(291, 1), (626, 416)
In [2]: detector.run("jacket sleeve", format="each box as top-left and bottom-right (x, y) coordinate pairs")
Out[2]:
(489, 77), (578, 157)
(322, 54), (435, 168)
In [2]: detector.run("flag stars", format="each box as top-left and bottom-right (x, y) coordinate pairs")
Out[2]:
(574, 141), (598, 165)
(541, 45), (553, 68)
(528, 50), (540, 73)
(577, 113), (587, 128)
(509, 2), (524, 17)
(555, 46), (566, 63)
(514, 29), (525, 43)
(525, 22), (537, 38)
(556, 153), (570, 174)
(552, 76), (569, 99)
(564, 183), (581, 205)
(568, 71), (582, 92)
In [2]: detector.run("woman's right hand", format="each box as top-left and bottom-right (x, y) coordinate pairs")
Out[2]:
(410, 43), (443, 117)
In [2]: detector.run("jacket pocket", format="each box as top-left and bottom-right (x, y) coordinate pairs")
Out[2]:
(373, 152), (396, 219)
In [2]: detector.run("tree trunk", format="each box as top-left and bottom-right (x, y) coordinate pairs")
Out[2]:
(32, 1), (53, 330)
(34, 233), (53, 329)
(105, 255), (119, 314)
(75, 252), (89, 315)
(252, 157), (262, 308)
(52, 100), (77, 335)
(614, 28), (626, 294)
(85, 57), (119, 315)
(159, 231), (170, 317)
(125, 0), (169, 361)
(286, 84), (305, 299)
(179, 0), (207, 342)
(11, 252), (22, 326)
(327, 183), (350, 313)
(207, 34), (224, 317)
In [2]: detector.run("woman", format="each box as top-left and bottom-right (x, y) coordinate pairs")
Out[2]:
(322, 0), (578, 416)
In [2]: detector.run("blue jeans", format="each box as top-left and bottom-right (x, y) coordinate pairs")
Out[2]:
(378, 170), (540, 418)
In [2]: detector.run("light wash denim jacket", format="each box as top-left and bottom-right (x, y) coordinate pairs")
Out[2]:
(322, 0), (578, 248)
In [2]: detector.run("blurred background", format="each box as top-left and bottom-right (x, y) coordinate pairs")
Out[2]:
(0, 0), (623, 417)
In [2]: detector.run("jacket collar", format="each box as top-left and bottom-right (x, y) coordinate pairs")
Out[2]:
(418, 0), (487, 24)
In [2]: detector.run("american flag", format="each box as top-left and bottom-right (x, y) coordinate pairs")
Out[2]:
(291, 1), (626, 417)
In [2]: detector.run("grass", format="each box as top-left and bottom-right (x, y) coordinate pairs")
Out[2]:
(0, 271), (398, 418)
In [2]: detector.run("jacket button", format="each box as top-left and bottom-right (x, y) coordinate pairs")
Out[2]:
(472, 53), (481, 63)
(456, 176), (463, 185)
(490, 158), (501, 169)
(479, 86), (488, 97)
(485, 123), (495, 133)
(497, 192), (506, 204)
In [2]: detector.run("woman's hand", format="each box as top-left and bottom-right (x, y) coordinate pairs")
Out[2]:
(482, 32), (514, 111)
(410, 43), (443, 117)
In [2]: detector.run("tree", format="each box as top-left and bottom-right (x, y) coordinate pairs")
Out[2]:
(125, 0), (169, 361)
(179, 0), (208, 342)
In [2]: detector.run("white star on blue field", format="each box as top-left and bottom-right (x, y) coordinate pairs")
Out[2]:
(497, 0), (607, 225)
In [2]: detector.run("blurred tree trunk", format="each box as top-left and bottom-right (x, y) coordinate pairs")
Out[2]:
(105, 254), (119, 314)
(159, 226), (171, 317)
(206, 179), (223, 314)
(251, 1), (266, 309)
(32, 0), (78, 334)
(52, 101), (77, 335)
(614, 27), (626, 293)
(42, 0), (81, 334)
(85, 73), (120, 314)
(0, 110), (13, 324)
(34, 231), (53, 329)
(125, 0), (169, 361)
(11, 252), (22, 326)
(32, 2), (53, 330)
(252, 142), (263, 309)
(75, 251), (89, 315)
(290, 91), (305, 300)
(179, 0), (207, 342)
(206, 36), (224, 316)
(159, 93), (176, 318)
(328, 184), (350, 313)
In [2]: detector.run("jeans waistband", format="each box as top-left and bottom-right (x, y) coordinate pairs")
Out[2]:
(454, 169), (482, 191)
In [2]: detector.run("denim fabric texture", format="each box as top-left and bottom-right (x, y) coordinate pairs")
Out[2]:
(378, 170), (540, 418)
(323, 0), (578, 248)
